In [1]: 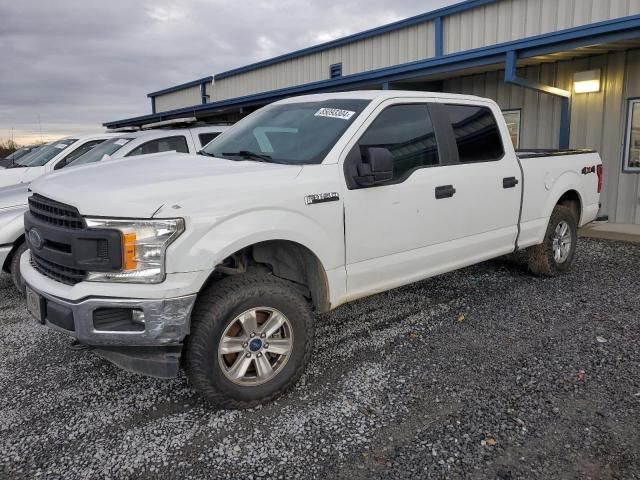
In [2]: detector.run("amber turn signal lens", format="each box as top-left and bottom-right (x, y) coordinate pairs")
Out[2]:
(122, 232), (137, 270)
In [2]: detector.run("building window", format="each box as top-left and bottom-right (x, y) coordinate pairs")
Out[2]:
(624, 98), (640, 172)
(502, 109), (521, 149)
(330, 63), (342, 79)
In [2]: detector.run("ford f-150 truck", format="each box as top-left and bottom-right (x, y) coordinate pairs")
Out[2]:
(21, 91), (603, 409)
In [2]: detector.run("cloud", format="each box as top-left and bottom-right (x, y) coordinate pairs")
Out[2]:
(0, 0), (454, 143)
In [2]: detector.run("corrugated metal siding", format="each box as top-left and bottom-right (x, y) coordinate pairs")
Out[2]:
(443, 49), (640, 224)
(154, 85), (203, 113)
(213, 21), (436, 101)
(444, 0), (640, 54)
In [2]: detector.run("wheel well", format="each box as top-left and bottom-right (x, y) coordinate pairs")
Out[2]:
(556, 190), (582, 224)
(206, 240), (331, 313)
(2, 235), (25, 273)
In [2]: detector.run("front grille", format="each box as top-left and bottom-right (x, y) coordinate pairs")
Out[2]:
(28, 194), (84, 230)
(26, 194), (122, 286)
(31, 253), (86, 286)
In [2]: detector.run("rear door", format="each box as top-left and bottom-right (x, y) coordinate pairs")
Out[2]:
(433, 102), (521, 258)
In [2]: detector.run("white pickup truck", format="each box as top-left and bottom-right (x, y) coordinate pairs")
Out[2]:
(21, 91), (602, 408)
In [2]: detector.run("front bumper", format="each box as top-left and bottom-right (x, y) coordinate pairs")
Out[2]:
(25, 280), (197, 347)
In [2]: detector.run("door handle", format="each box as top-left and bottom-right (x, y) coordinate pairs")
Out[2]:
(435, 185), (456, 199)
(503, 176), (519, 188)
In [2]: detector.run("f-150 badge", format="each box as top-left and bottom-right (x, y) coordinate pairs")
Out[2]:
(304, 192), (340, 205)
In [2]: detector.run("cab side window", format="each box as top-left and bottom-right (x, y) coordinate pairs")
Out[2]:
(198, 132), (221, 147)
(443, 105), (504, 162)
(126, 136), (189, 157)
(358, 104), (439, 181)
(55, 139), (105, 170)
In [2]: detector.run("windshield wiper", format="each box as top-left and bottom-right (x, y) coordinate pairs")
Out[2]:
(197, 150), (216, 157)
(222, 150), (272, 162)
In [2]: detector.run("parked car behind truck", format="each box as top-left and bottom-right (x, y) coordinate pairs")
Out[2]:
(1, 125), (230, 294)
(0, 134), (119, 188)
(21, 91), (602, 408)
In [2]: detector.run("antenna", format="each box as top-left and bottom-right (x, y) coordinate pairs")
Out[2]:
(38, 114), (43, 143)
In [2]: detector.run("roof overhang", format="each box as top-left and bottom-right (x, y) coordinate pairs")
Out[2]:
(146, 76), (213, 98)
(105, 14), (640, 129)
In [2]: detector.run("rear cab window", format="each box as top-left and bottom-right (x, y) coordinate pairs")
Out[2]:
(442, 104), (504, 162)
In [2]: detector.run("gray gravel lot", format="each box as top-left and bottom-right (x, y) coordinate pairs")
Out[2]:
(0, 238), (639, 479)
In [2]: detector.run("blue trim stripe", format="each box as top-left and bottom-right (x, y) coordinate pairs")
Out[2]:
(147, 76), (213, 98)
(214, 0), (497, 80)
(105, 14), (640, 128)
(435, 16), (444, 57)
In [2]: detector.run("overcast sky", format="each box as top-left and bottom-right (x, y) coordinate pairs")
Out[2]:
(0, 0), (456, 144)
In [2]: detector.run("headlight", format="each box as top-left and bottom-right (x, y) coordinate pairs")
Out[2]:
(84, 218), (184, 284)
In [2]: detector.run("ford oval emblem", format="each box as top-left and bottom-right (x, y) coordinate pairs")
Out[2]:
(29, 228), (44, 250)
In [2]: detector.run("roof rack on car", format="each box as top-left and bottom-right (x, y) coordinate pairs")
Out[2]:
(106, 126), (141, 132)
(140, 117), (198, 129)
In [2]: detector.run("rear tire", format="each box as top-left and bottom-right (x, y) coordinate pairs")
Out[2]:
(184, 272), (314, 409)
(10, 242), (28, 295)
(527, 205), (577, 277)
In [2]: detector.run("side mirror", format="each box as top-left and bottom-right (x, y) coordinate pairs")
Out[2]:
(355, 147), (394, 187)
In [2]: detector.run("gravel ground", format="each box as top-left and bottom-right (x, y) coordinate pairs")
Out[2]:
(0, 238), (639, 479)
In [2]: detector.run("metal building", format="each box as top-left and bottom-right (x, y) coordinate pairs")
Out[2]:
(105, 0), (640, 226)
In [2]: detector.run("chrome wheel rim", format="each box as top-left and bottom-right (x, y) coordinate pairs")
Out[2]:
(552, 220), (572, 263)
(218, 307), (294, 386)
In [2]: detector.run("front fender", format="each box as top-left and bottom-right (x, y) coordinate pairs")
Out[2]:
(0, 206), (27, 245)
(165, 206), (344, 277)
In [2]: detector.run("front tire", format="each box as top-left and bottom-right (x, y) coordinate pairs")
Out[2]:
(185, 272), (314, 409)
(10, 242), (28, 295)
(527, 205), (577, 277)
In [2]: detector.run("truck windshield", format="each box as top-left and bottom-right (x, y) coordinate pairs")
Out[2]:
(5, 147), (31, 161)
(69, 137), (132, 166)
(10, 145), (47, 167)
(21, 139), (79, 167)
(202, 99), (370, 165)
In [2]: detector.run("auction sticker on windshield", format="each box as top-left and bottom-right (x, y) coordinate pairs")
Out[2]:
(54, 144), (69, 149)
(114, 139), (130, 146)
(314, 108), (355, 120)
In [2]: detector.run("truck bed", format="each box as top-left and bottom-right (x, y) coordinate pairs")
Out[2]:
(516, 148), (596, 159)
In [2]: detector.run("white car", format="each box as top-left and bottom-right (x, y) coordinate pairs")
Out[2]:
(0, 134), (119, 188)
(22, 91), (602, 408)
(0, 125), (229, 293)
(68, 125), (230, 167)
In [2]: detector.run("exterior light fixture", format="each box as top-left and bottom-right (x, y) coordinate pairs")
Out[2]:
(573, 69), (601, 94)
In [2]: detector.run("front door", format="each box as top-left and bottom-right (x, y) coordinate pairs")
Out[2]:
(342, 101), (458, 297)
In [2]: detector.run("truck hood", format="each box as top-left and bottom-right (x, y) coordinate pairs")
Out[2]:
(30, 153), (303, 218)
(0, 182), (30, 209)
(0, 166), (43, 189)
